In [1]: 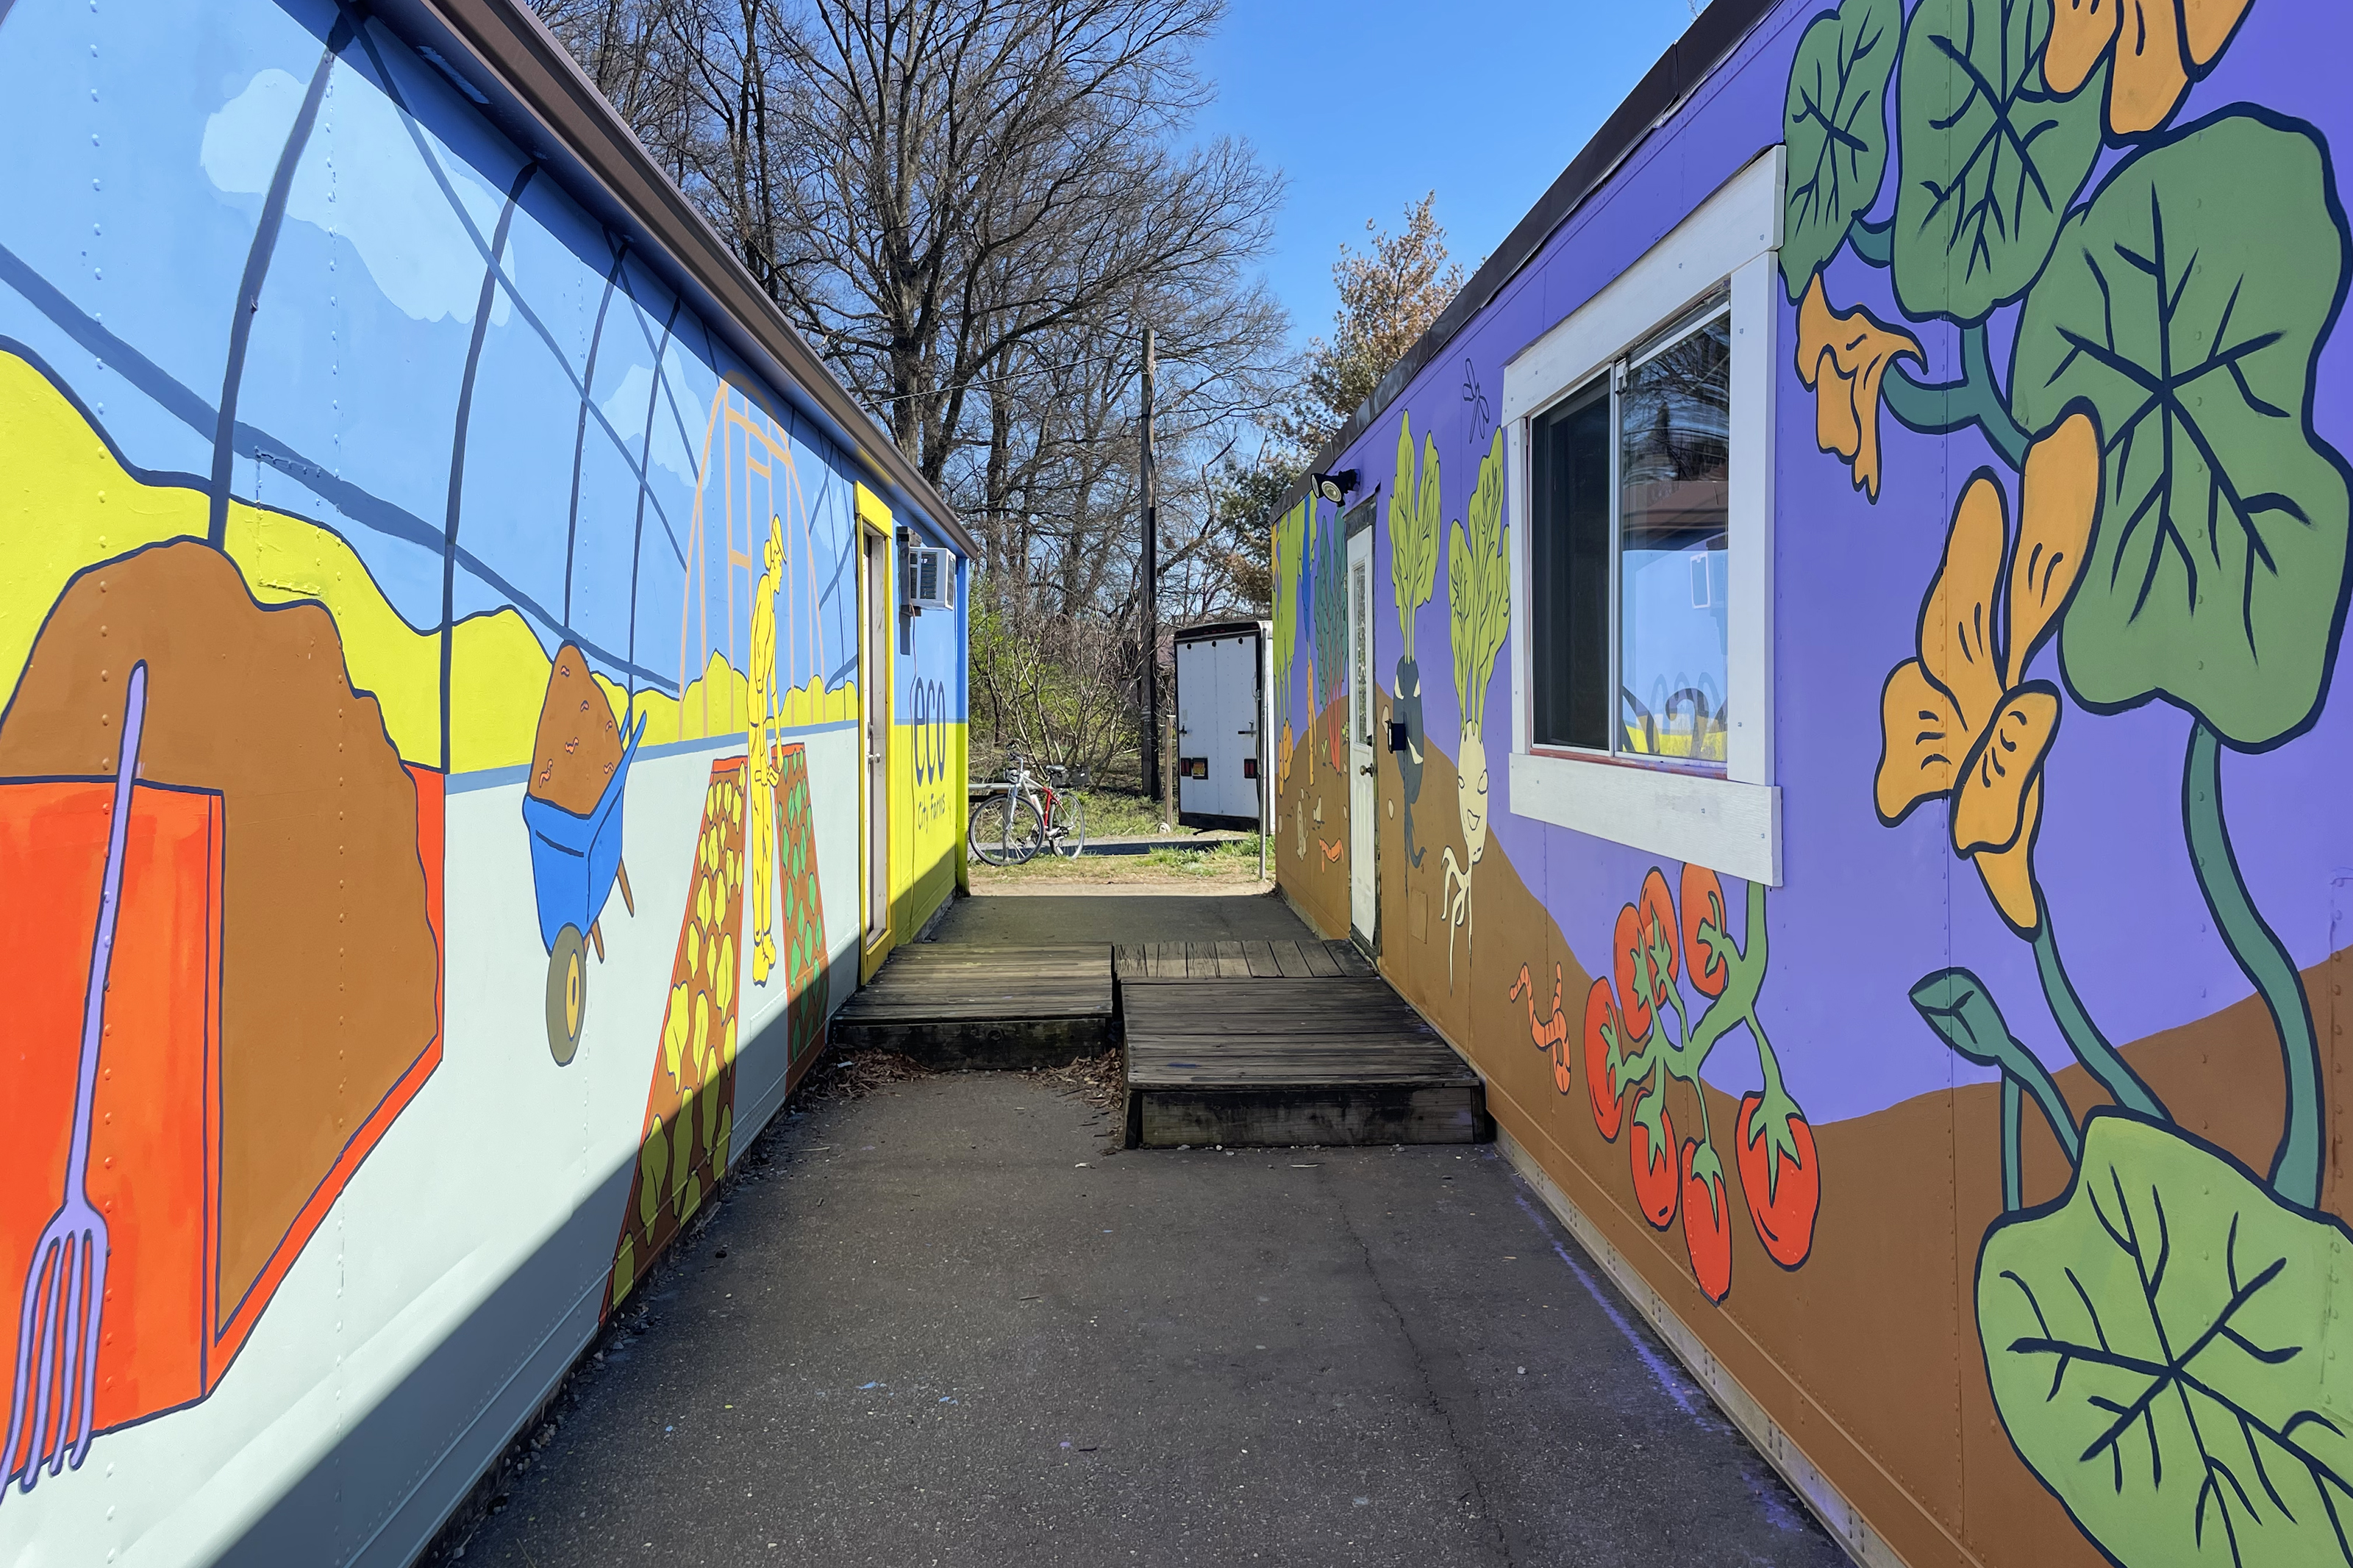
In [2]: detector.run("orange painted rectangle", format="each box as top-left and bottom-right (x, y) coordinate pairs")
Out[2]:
(0, 778), (224, 1458)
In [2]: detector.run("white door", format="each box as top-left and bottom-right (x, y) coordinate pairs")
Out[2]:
(1347, 529), (1375, 942)
(1217, 636), (1252, 817)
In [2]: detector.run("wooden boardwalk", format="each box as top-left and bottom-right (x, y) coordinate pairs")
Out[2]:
(1118, 945), (1485, 1148)
(1111, 938), (1374, 981)
(830, 942), (1113, 1068)
(832, 937), (1487, 1148)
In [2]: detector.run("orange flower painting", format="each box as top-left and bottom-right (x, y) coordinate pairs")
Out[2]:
(1874, 414), (2102, 932)
(1796, 274), (1921, 499)
(2046, 0), (2258, 136)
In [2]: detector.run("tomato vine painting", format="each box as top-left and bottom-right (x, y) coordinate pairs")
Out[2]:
(1528, 867), (1818, 1305)
(1788, 0), (2353, 1560)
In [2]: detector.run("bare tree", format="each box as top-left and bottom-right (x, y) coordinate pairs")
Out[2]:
(1271, 191), (1463, 454)
(538, 0), (1295, 786)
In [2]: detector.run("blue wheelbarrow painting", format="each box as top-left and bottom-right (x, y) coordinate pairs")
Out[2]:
(524, 645), (647, 1063)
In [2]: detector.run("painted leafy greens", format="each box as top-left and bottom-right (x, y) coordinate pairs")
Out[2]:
(1781, 0), (1902, 298)
(1892, 0), (2104, 325)
(2012, 112), (2353, 748)
(1977, 1113), (2353, 1568)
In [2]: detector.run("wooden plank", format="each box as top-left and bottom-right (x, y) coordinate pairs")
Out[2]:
(1135, 1084), (1488, 1147)
(1214, 940), (1249, 978)
(1113, 946), (1146, 982)
(1126, 1064), (1475, 1089)
(1300, 942), (1343, 978)
(1126, 1036), (1466, 1069)
(1244, 940), (1282, 978)
(1186, 943), (1217, 979)
(1271, 941), (1314, 978)
(1121, 976), (1407, 1009)
(835, 1013), (1110, 1070)
(1151, 942), (1180, 980)
(1327, 940), (1376, 976)
(838, 995), (1112, 1023)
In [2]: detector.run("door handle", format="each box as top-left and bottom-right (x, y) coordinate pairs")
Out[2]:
(1357, 764), (1374, 776)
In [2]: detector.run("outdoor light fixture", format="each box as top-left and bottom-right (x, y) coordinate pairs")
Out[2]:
(1313, 468), (1357, 503)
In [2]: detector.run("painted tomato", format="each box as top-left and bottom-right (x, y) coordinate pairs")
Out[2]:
(1681, 1141), (1733, 1303)
(1736, 1092), (1822, 1268)
(1629, 1097), (1679, 1228)
(1582, 978), (1622, 1137)
(1639, 868), (1680, 989)
(1613, 902), (1650, 1038)
(1680, 864), (1729, 997)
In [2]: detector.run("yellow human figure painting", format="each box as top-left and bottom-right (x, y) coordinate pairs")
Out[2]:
(746, 516), (783, 984)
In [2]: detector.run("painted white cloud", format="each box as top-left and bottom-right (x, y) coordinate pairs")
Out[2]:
(601, 363), (700, 485)
(202, 65), (516, 326)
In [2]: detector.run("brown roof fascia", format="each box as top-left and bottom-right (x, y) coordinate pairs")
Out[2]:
(370, 0), (976, 559)
(1265, 0), (1778, 530)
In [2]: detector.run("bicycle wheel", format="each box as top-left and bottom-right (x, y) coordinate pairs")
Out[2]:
(1051, 792), (1086, 859)
(968, 792), (1043, 865)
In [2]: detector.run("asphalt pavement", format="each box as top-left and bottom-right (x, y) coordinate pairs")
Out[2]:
(445, 1069), (1850, 1567)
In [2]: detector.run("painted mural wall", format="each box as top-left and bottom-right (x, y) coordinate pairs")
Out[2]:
(0, 1), (965, 1562)
(1275, 1), (2353, 1564)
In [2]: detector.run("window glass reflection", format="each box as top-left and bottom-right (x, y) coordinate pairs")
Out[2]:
(1618, 314), (1729, 768)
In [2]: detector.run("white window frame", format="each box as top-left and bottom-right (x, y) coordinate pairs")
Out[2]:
(1502, 147), (1783, 885)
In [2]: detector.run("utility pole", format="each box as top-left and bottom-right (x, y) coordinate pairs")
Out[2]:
(1140, 325), (1160, 806)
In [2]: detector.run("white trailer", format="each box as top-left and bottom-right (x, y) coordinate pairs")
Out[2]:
(1173, 620), (1270, 832)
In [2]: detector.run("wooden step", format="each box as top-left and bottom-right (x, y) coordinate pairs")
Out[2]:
(1121, 974), (1488, 1148)
(1113, 938), (1374, 981)
(832, 942), (1113, 1069)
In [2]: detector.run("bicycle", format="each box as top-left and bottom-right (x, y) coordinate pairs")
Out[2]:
(967, 757), (1088, 865)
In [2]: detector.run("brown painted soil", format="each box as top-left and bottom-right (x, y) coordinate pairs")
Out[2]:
(1273, 698), (1350, 938)
(531, 644), (623, 815)
(1322, 693), (2334, 1568)
(0, 542), (439, 1314)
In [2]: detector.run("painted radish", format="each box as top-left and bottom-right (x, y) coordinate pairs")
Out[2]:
(1390, 416), (1440, 869)
(1438, 431), (1508, 988)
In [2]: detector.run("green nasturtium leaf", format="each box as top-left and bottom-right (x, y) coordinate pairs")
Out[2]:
(1977, 1114), (2353, 1568)
(1780, 0), (1902, 299)
(2013, 114), (2353, 748)
(1892, 0), (2104, 325)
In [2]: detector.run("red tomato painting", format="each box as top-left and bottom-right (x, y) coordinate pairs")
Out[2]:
(1680, 864), (1729, 998)
(1583, 978), (1624, 1139)
(1736, 1092), (1821, 1268)
(1639, 868), (1679, 989)
(1681, 1141), (1733, 1303)
(1630, 1097), (1679, 1228)
(1613, 902), (1649, 1038)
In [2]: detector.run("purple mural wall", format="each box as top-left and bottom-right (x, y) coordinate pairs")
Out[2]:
(1274, 2), (2353, 1564)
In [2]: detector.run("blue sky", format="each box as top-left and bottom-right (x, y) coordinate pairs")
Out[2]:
(1193, 0), (1703, 357)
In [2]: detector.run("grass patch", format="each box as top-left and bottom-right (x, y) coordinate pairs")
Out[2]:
(1071, 788), (1182, 839)
(970, 834), (1268, 884)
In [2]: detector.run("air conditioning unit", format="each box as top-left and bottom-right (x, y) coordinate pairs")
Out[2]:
(906, 543), (955, 612)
